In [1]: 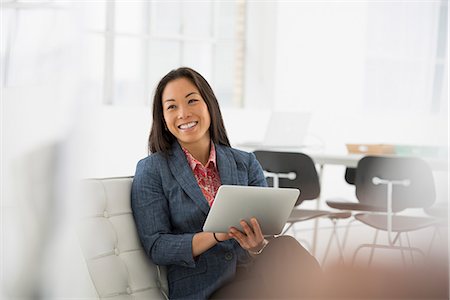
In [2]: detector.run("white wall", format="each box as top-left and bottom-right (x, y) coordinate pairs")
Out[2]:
(245, 1), (448, 152)
(76, 1), (448, 177)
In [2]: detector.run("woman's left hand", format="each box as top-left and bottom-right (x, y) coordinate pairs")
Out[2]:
(228, 217), (266, 253)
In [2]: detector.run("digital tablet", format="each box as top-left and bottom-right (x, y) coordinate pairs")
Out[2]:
(203, 185), (300, 235)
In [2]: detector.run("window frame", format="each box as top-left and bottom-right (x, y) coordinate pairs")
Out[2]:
(89, 0), (246, 107)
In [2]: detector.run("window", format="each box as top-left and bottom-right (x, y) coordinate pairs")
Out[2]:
(1, 0), (75, 88)
(83, 0), (246, 107)
(363, 0), (448, 114)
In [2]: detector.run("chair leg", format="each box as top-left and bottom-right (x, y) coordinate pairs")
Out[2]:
(333, 221), (345, 264)
(351, 244), (364, 266)
(392, 231), (401, 245)
(404, 233), (416, 265)
(398, 233), (407, 268)
(321, 228), (334, 266)
(341, 218), (357, 251)
(367, 229), (379, 267)
(322, 218), (346, 266)
(281, 222), (294, 235)
(311, 218), (320, 256)
(284, 223), (313, 253)
(352, 244), (426, 267)
(427, 225), (439, 256)
(299, 239), (312, 253)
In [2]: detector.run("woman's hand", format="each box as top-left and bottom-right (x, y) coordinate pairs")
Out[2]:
(228, 217), (266, 253)
(214, 232), (231, 242)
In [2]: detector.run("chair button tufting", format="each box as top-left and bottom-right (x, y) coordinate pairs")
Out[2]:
(114, 248), (119, 256)
(103, 211), (109, 218)
(126, 287), (132, 294)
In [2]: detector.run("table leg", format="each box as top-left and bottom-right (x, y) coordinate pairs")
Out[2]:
(311, 164), (324, 256)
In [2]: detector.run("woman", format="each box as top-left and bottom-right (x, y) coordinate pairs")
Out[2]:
(131, 67), (321, 299)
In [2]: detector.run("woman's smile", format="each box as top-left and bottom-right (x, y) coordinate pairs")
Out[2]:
(178, 121), (198, 130)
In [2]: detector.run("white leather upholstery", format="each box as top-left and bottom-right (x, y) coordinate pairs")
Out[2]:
(79, 177), (168, 300)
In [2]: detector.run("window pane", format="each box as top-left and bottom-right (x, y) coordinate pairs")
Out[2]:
(115, 1), (145, 34)
(148, 40), (181, 94)
(182, 42), (212, 79)
(182, 2), (212, 37)
(7, 8), (74, 86)
(82, 0), (106, 31)
(83, 35), (104, 101)
(113, 37), (145, 105)
(1, 9), (13, 85)
(217, 1), (237, 39)
(364, 59), (431, 113)
(213, 41), (235, 106)
(152, 1), (181, 36)
(363, 2), (442, 114)
(366, 3), (438, 59)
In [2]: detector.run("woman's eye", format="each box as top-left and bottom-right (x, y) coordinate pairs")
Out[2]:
(188, 99), (198, 104)
(167, 105), (176, 110)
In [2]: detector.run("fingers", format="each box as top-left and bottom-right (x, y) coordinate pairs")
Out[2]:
(250, 217), (263, 239)
(240, 219), (255, 238)
(229, 227), (248, 248)
(228, 218), (264, 250)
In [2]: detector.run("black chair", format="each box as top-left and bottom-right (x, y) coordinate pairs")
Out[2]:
(349, 156), (439, 266)
(326, 164), (405, 252)
(344, 167), (357, 185)
(253, 150), (351, 262)
(327, 164), (404, 212)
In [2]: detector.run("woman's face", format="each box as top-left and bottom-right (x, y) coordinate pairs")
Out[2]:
(162, 77), (211, 148)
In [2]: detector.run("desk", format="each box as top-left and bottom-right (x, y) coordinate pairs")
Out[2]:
(308, 152), (448, 171)
(309, 153), (361, 168)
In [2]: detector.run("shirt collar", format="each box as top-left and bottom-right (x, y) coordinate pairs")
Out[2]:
(182, 142), (217, 171)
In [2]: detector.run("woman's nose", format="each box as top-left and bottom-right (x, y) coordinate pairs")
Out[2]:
(177, 105), (192, 119)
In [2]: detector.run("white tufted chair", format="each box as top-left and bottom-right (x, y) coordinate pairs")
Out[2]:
(78, 177), (168, 299)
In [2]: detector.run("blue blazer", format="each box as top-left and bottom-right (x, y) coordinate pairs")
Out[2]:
(131, 142), (267, 299)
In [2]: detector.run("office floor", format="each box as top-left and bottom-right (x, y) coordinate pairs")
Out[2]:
(286, 217), (448, 266)
(284, 218), (449, 299)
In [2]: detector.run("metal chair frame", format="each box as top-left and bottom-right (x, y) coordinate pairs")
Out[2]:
(349, 156), (438, 267)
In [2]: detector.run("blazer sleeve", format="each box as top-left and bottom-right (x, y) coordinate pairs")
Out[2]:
(248, 152), (268, 187)
(131, 157), (197, 268)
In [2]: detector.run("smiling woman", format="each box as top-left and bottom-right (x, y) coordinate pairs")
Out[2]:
(131, 67), (322, 299)
(148, 68), (230, 155)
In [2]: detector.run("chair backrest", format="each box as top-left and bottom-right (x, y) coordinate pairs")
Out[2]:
(345, 167), (357, 185)
(253, 151), (320, 206)
(78, 177), (168, 300)
(355, 156), (436, 211)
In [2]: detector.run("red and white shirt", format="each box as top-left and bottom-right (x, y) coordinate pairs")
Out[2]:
(182, 143), (222, 206)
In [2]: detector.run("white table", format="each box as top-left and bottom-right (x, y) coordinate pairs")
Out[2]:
(308, 152), (448, 171)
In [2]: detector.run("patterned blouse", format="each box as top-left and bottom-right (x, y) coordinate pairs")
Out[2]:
(182, 142), (222, 206)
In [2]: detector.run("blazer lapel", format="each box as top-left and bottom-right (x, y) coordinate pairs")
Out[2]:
(216, 144), (239, 186)
(168, 142), (210, 215)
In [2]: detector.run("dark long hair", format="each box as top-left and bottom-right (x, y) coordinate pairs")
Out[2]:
(148, 67), (230, 154)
